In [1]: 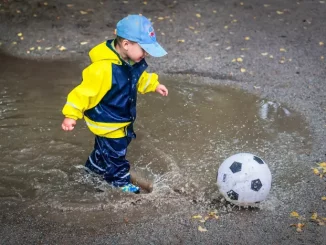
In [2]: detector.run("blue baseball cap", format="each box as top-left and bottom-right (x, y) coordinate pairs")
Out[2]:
(116, 15), (167, 57)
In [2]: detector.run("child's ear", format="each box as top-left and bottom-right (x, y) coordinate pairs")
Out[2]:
(122, 39), (129, 51)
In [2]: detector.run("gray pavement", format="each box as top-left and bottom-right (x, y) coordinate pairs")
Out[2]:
(0, 0), (326, 244)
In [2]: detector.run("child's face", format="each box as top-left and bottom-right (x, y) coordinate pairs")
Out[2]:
(123, 41), (148, 63)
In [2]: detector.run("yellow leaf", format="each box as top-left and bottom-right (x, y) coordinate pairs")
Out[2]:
(199, 219), (206, 223)
(59, 46), (66, 51)
(205, 57), (212, 60)
(213, 10), (217, 13)
(269, 55), (274, 58)
(276, 11), (284, 15)
(321, 196), (326, 200)
(143, 1), (147, 4)
(261, 52), (268, 56)
(240, 68), (246, 73)
(231, 58), (236, 62)
(290, 211), (300, 217)
(80, 10), (88, 15)
(245, 36), (250, 40)
(45, 47), (52, 50)
(297, 223), (304, 232)
(319, 162), (326, 168)
(188, 26), (195, 30)
(80, 41), (88, 45)
(224, 26), (228, 29)
(198, 226), (208, 232)
(44, 2), (48, 6)
(157, 17), (164, 20)
(12, 42), (17, 45)
(280, 48), (286, 52)
(177, 39), (185, 43)
(37, 46), (42, 50)
(17, 32), (23, 37)
(30, 47), (35, 51)
(313, 168), (320, 175)
(311, 212), (318, 220)
(196, 13), (201, 18)
(225, 46), (232, 50)
(319, 42), (324, 46)
(192, 215), (202, 219)
(237, 57), (243, 62)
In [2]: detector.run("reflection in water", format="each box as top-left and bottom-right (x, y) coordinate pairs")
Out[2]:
(0, 53), (312, 224)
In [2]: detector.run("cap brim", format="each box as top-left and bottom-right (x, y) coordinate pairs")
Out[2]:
(139, 42), (167, 57)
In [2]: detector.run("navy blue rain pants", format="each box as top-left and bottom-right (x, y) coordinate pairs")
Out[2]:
(85, 135), (132, 187)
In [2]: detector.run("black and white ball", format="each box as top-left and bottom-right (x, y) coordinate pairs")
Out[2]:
(217, 153), (272, 206)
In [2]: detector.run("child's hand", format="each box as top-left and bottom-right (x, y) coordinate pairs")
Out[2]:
(155, 84), (168, 96)
(62, 118), (76, 131)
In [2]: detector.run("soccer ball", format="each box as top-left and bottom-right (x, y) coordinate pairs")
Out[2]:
(216, 153), (272, 206)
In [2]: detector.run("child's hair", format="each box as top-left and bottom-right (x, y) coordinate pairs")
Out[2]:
(114, 36), (136, 47)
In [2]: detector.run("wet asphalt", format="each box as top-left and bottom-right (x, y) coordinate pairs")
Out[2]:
(1, 0), (326, 244)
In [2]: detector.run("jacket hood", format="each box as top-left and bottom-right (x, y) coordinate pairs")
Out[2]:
(89, 40), (121, 64)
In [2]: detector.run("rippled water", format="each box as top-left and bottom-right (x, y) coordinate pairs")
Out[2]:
(0, 53), (312, 225)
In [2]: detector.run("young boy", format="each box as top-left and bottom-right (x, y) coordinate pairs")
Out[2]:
(61, 14), (168, 193)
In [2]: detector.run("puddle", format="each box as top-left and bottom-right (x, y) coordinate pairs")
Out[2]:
(0, 53), (312, 225)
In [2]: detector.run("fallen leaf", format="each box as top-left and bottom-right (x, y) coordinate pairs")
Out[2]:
(37, 46), (42, 50)
(241, 48), (249, 51)
(240, 68), (246, 73)
(29, 47), (35, 51)
(157, 17), (164, 20)
(17, 32), (23, 37)
(199, 219), (206, 223)
(196, 13), (201, 18)
(321, 196), (326, 201)
(297, 223), (304, 232)
(245, 36), (250, 40)
(80, 41), (88, 45)
(276, 11), (284, 15)
(80, 10), (88, 15)
(224, 26), (228, 29)
(205, 57), (212, 60)
(44, 2), (48, 6)
(177, 39), (185, 43)
(198, 226), (208, 232)
(45, 47), (52, 50)
(319, 42), (324, 46)
(280, 48), (287, 52)
(213, 10), (217, 13)
(312, 168), (320, 175)
(264, 4), (270, 7)
(261, 52), (268, 56)
(59, 46), (67, 51)
(240, 2), (244, 6)
(20, 37), (24, 40)
(67, 4), (74, 7)
(311, 212), (318, 220)
(192, 215), (202, 219)
(290, 211), (300, 218)
(231, 19), (237, 23)
(143, 1), (147, 4)
(269, 55), (274, 58)
(237, 57), (243, 62)
(188, 26), (195, 30)
(231, 58), (236, 62)
(225, 46), (231, 50)
(319, 162), (326, 168)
